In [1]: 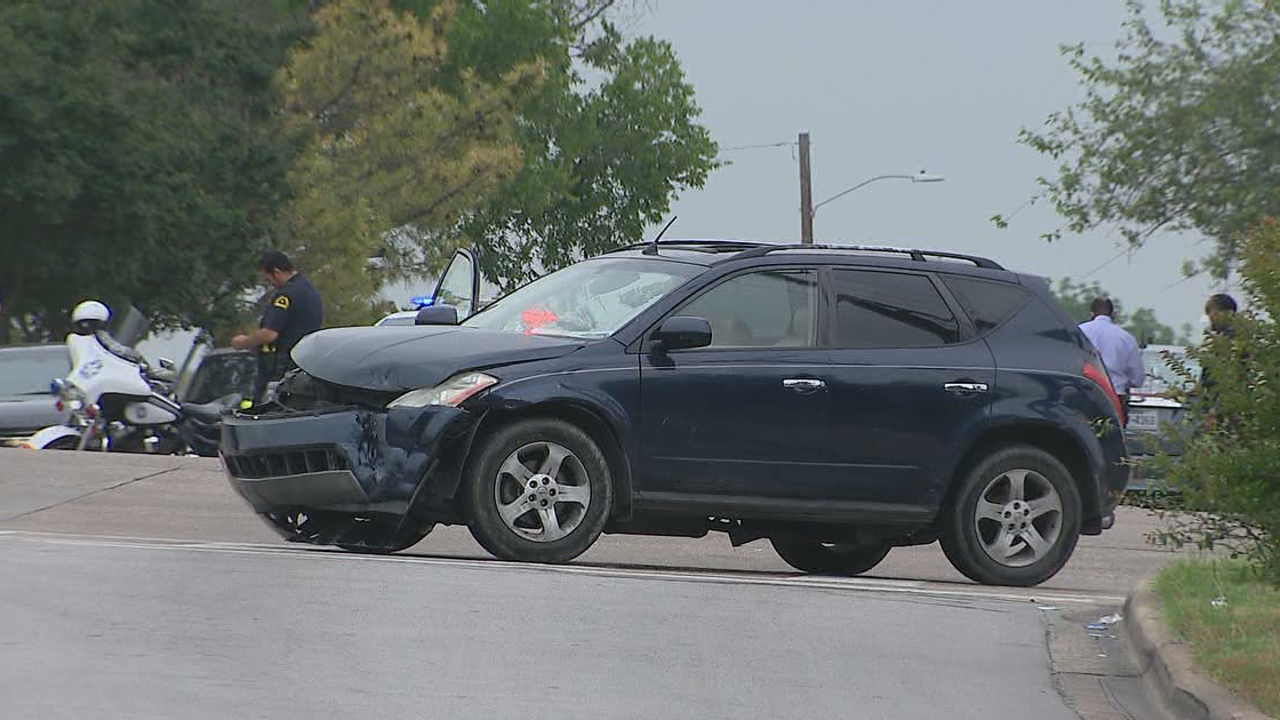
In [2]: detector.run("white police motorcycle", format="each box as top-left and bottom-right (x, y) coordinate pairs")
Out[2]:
(27, 301), (232, 455)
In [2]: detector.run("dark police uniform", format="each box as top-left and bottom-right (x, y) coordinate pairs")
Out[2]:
(255, 273), (323, 402)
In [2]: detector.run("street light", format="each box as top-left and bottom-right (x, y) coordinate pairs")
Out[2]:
(801, 170), (945, 246)
(796, 131), (946, 244)
(811, 171), (945, 216)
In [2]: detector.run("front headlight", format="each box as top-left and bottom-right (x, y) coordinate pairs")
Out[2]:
(387, 372), (498, 409)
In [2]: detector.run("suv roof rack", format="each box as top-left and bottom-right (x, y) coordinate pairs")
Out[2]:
(609, 239), (769, 254)
(727, 243), (1005, 270)
(608, 238), (1004, 270)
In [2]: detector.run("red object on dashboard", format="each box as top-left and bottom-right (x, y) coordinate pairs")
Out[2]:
(522, 307), (558, 335)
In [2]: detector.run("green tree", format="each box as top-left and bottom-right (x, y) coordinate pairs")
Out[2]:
(1013, 0), (1280, 279)
(1152, 217), (1280, 586)
(0, 0), (308, 343)
(1127, 307), (1193, 347)
(413, 0), (719, 288)
(274, 0), (541, 326)
(1050, 277), (1191, 345)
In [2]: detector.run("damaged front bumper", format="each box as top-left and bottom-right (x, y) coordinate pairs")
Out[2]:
(220, 404), (479, 549)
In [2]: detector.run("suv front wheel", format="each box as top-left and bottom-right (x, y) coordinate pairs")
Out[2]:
(464, 418), (612, 564)
(939, 445), (1081, 587)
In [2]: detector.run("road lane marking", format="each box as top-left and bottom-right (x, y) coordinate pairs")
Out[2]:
(0, 529), (1125, 606)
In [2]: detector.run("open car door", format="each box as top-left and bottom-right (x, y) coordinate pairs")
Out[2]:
(431, 248), (482, 319)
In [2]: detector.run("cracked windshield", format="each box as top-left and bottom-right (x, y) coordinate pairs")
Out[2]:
(2, 1), (1278, 719)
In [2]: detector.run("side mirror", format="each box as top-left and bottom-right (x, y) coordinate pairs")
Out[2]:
(159, 357), (176, 370)
(652, 316), (712, 352)
(416, 304), (459, 326)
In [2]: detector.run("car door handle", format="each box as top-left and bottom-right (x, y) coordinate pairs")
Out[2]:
(783, 378), (825, 392)
(944, 382), (989, 394)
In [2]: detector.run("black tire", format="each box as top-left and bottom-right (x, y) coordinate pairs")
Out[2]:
(939, 445), (1081, 587)
(45, 435), (81, 450)
(464, 418), (612, 564)
(770, 537), (891, 576)
(336, 540), (418, 555)
(337, 526), (432, 555)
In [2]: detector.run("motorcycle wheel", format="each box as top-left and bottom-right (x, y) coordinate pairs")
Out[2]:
(45, 436), (81, 450)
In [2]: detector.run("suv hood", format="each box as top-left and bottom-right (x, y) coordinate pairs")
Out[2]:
(292, 326), (585, 392)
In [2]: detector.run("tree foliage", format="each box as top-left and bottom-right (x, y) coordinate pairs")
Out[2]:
(0, 0), (308, 343)
(0, 0), (714, 336)
(1015, 0), (1280, 278)
(1151, 218), (1280, 586)
(274, 0), (541, 326)
(1050, 277), (1191, 345)
(424, 0), (719, 288)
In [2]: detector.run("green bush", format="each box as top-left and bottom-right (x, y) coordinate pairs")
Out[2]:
(1148, 219), (1280, 587)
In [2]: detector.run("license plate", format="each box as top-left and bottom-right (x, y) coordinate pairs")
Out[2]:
(1128, 409), (1159, 430)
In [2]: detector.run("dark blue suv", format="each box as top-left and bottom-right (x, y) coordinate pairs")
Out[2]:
(220, 241), (1128, 587)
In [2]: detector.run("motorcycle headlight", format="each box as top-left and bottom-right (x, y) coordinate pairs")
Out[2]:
(387, 372), (497, 409)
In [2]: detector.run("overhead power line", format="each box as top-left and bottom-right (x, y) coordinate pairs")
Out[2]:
(717, 140), (797, 154)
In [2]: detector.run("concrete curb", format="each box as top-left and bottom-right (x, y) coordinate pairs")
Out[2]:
(1124, 578), (1273, 720)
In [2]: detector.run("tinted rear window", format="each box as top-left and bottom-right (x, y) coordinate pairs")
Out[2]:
(941, 275), (1031, 333)
(832, 270), (960, 348)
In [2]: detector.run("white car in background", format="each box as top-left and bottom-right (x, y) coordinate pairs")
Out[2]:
(375, 310), (420, 327)
(1126, 343), (1199, 490)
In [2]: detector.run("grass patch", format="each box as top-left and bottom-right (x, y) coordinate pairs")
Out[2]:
(1153, 559), (1280, 716)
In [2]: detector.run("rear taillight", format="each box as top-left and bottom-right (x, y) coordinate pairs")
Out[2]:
(1083, 359), (1124, 420)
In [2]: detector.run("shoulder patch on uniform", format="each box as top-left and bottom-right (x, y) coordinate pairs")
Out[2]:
(273, 295), (291, 310)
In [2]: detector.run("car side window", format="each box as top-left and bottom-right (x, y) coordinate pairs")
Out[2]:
(940, 275), (1031, 333)
(832, 269), (960, 348)
(676, 270), (818, 349)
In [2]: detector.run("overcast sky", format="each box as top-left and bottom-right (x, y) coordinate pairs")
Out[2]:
(630, 0), (1228, 331)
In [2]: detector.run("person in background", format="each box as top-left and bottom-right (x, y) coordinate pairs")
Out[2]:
(231, 251), (323, 404)
(1078, 297), (1144, 425)
(1204, 293), (1238, 336)
(1199, 293), (1239, 431)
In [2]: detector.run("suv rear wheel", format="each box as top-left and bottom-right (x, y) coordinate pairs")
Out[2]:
(464, 418), (612, 564)
(940, 445), (1081, 587)
(770, 537), (891, 576)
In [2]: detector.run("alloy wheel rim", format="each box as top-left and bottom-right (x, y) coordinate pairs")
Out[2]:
(493, 441), (590, 543)
(973, 468), (1063, 568)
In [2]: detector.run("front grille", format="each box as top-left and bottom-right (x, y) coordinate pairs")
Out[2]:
(225, 449), (350, 479)
(276, 370), (397, 411)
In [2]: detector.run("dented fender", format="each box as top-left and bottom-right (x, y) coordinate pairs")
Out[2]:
(463, 360), (641, 517)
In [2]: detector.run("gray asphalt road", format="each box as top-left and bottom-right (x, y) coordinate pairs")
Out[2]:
(0, 449), (1183, 718)
(0, 450), (1181, 599)
(1, 533), (1080, 720)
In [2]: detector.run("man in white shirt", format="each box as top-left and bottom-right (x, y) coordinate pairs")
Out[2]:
(1078, 297), (1145, 424)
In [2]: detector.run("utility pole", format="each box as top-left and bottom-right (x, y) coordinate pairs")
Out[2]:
(798, 132), (814, 245)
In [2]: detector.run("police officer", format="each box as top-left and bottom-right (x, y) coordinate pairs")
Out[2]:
(231, 251), (323, 404)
